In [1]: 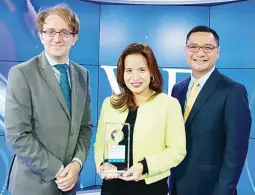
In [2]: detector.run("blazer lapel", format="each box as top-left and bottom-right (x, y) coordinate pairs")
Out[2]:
(70, 63), (80, 127)
(179, 78), (190, 114)
(185, 69), (221, 125)
(38, 52), (71, 119)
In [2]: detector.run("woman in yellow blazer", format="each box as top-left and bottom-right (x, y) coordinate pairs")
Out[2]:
(94, 43), (186, 195)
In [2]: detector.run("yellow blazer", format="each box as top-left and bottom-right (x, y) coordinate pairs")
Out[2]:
(94, 93), (186, 184)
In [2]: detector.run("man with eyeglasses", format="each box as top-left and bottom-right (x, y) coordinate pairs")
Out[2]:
(170, 25), (251, 195)
(5, 4), (92, 195)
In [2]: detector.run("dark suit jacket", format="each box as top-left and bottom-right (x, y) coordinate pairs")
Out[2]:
(170, 69), (251, 195)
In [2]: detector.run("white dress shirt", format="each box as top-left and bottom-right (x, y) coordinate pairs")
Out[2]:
(186, 67), (215, 102)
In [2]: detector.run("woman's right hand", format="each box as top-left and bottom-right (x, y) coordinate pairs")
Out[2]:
(97, 163), (118, 180)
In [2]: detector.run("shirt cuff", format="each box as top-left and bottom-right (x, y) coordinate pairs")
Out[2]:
(72, 158), (82, 168)
(139, 158), (149, 174)
(55, 164), (64, 178)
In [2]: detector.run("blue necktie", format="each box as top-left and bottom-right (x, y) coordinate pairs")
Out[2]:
(54, 64), (71, 113)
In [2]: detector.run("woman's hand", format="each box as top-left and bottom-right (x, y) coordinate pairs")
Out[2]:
(119, 163), (144, 182)
(97, 163), (119, 180)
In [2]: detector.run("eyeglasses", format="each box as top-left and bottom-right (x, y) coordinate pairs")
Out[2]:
(186, 44), (218, 53)
(42, 29), (75, 38)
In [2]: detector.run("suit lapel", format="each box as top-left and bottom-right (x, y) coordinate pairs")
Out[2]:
(178, 78), (190, 114)
(185, 69), (221, 125)
(70, 63), (80, 127)
(180, 78), (190, 114)
(38, 52), (71, 119)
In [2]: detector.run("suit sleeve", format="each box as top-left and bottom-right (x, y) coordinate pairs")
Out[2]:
(171, 84), (177, 98)
(212, 84), (251, 195)
(145, 98), (187, 176)
(73, 70), (93, 165)
(5, 67), (63, 182)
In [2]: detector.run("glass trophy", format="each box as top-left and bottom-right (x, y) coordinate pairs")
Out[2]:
(99, 121), (131, 177)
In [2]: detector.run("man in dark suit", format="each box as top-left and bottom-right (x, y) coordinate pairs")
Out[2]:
(170, 25), (251, 195)
(5, 4), (92, 195)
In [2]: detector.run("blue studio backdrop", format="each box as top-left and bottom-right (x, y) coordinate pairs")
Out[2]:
(0, 0), (254, 194)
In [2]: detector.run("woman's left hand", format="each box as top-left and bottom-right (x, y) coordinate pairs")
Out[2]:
(119, 163), (143, 182)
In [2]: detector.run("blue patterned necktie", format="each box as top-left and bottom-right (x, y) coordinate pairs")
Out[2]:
(54, 64), (71, 113)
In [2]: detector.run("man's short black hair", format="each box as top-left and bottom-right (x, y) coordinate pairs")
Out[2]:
(186, 25), (219, 46)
